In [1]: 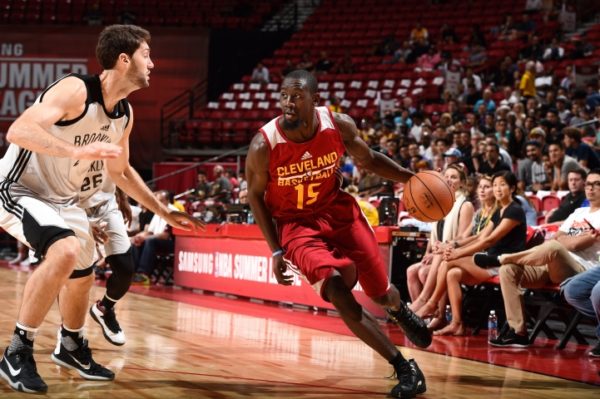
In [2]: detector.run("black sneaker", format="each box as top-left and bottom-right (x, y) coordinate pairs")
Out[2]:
(0, 347), (47, 393)
(473, 252), (501, 268)
(51, 334), (115, 381)
(387, 302), (432, 348)
(90, 301), (126, 346)
(391, 359), (426, 398)
(590, 342), (600, 357)
(489, 328), (530, 348)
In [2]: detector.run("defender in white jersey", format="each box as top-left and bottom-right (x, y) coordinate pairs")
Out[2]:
(0, 25), (204, 394)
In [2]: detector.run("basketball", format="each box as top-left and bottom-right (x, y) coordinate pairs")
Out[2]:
(402, 171), (455, 222)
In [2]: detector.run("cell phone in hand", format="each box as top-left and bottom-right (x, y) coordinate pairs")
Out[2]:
(584, 218), (597, 233)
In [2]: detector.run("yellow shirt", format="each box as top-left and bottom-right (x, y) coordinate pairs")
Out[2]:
(358, 200), (380, 227)
(519, 71), (536, 97)
(173, 200), (185, 212)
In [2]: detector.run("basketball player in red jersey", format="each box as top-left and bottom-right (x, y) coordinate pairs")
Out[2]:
(246, 70), (430, 399)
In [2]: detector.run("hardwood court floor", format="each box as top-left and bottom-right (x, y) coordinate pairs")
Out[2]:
(0, 266), (598, 398)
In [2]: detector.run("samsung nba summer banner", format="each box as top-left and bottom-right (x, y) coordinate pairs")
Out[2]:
(174, 225), (393, 318)
(0, 26), (207, 168)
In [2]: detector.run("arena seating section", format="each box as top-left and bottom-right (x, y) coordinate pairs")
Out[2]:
(0, 0), (280, 29)
(184, 0), (565, 148)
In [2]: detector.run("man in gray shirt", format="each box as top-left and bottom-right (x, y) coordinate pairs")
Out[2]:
(549, 141), (581, 191)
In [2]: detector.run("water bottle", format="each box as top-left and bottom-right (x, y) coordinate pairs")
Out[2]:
(246, 210), (254, 224)
(445, 305), (452, 322)
(488, 310), (498, 341)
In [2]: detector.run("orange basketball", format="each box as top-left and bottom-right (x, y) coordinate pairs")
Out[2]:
(402, 171), (455, 222)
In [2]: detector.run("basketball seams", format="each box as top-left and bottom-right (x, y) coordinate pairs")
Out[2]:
(403, 171), (454, 222)
(405, 177), (436, 222)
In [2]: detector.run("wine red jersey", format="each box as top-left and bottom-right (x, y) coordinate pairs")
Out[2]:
(260, 107), (346, 220)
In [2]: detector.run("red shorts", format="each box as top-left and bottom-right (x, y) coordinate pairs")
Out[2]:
(278, 193), (390, 300)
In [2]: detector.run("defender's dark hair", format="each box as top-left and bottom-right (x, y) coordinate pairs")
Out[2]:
(96, 24), (151, 70)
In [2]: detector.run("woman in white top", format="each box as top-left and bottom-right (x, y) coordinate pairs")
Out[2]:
(407, 163), (474, 329)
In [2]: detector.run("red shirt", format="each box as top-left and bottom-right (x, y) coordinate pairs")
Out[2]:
(260, 107), (346, 220)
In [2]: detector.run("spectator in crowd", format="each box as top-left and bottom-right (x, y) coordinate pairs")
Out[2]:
(516, 12), (535, 37)
(416, 46), (441, 71)
(329, 95), (343, 113)
(478, 143), (512, 175)
(210, 164), (233, 203)
(250, 62), (270, 84)
(562, 266), (600, 357)
(556, 95), (572, 124)
(519, 61), (537, 99)
(563, 127), (600, 170)
(543, 38), (565, 61)
(546, 169), (587, 223)
(346, 185), (380, 227)
(492, 56), (517, 87)
(473, 89), (496, 114)
(467, 44), (488, 67)
(131, 190), (177, 285)
(315, 51), (334, 74)
(417, 171), (527, 336)
(520, 34), (544, 61)
(495, 14), (516, 41)
(524, 140), (550, 191)
(560, 66), (575, 91)
(462, 68), (483, 93)
(443, 148), (462, 169)
(410, 21), (429, 46)
(195, 170), (211, 200)
(477, 169), (600, 347)
(391, 41), (413, 64)
(548, 141), (582, 191)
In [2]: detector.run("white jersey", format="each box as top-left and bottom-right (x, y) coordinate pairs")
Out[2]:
(559, 207), (600, 270)
(0, 74), (129, 208)
(80, 168), (116, 209)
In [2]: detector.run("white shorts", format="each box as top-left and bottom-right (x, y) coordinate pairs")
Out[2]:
(0, 192), (95, 271)
(86, 195), (131, 258)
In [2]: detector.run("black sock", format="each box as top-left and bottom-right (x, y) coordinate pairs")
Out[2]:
(100, 295), (116, 310)
(389, 352), (408, 370)
(60, 325), (84, 351)
(8, 324), (37, 355)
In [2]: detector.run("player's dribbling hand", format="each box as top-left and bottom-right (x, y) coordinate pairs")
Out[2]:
(273, 255), (293, 285)
(166, 211), (206, 232)
(73, 142), (123, 160)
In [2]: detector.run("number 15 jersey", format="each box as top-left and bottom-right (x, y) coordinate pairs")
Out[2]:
(260, 107), (346, 220)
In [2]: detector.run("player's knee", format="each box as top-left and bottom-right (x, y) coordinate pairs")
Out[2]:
(106, 248), (135, 278)
(48, 236), (80, 266)
(325, 277), (362, 320)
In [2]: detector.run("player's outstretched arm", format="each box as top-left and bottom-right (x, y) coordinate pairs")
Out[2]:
(107, 106), (204, 232)
(334, 112), (413, 183)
